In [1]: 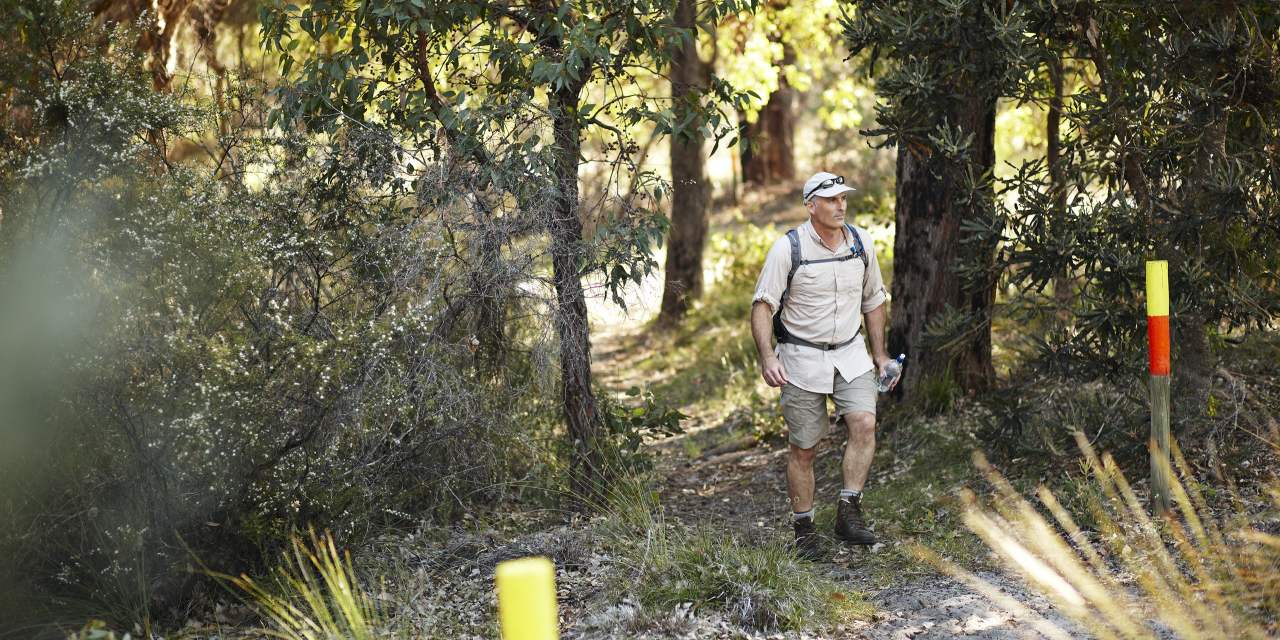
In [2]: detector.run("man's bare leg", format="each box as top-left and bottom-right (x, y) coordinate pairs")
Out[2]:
(835, 410), (878, 544)
(786, 443), (818, 512)
(841, 411), (876, 490)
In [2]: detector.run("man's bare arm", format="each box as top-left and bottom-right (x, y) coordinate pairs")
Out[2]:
(864, 303), (892, 377)
(751, 301), (788, 387)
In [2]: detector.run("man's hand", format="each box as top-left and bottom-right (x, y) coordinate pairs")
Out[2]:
(761, 354), (789, 387)
(751, 301), (789, 387)
(873, 353), (899, 391)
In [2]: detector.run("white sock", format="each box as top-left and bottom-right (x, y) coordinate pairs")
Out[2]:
(839, 489), (862, 500)
(792, 508), (815, 521)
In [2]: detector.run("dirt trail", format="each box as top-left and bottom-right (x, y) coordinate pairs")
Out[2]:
(643, 433), (1086, 639)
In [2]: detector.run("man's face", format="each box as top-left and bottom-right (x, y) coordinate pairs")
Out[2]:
(806, 193), (847, 231)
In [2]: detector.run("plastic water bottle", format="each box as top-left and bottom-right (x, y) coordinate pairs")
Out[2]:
(877, 354), (906, 393)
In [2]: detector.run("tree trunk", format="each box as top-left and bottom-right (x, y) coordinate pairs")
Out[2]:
(549, 86), (605, 505)
(743, 44), (796, 185)
(1047, 54), (1073, 320)
(471, 203), (507, 374)
(92, 0), (197, 90)
(658, 0), (711, 326)
(889, 93), (998, 396)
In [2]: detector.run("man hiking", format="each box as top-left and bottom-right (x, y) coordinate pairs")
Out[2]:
(750, 171), (896, 560)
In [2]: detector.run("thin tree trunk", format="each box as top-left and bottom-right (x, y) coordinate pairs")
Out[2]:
(549, 86), (605, 504)
(472, 202), (506, 374)
(889, 93), (998, 396)
(1048, 54), (1072, 320)
(658, 0), (711, 325)
(744, 42), (796, 185)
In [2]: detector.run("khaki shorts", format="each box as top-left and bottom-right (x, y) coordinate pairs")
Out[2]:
(780, 369), (877, 449)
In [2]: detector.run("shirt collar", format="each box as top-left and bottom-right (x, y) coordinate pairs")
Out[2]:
(800, 219), (852, 253)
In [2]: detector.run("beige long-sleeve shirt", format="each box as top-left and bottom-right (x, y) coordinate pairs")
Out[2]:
(752, 220), (889, 393)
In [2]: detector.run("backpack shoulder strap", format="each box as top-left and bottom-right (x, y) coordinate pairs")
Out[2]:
(774, 229), (803, 344)
(785, 228), (802, 287)
(845, 224), (870, 288)
(778, 228), (802, 310)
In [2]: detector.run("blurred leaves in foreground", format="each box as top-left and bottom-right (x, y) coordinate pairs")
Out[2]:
(923, 430), (1280, 639)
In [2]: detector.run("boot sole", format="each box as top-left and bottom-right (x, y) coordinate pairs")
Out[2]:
(838, 538), (876, 546)
(835, 531), (877, 546)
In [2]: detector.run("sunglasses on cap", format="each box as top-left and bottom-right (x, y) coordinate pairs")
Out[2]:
(804, 175), (845, 202)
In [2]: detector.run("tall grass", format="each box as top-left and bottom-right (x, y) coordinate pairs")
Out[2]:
(220, 530), (383, 640)
(927, 431), (1279, 639)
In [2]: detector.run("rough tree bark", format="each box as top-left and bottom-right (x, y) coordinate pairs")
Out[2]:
(889, 93), (998, 395)
(658, 0), (712, 325)
(549, 85), (606, 504)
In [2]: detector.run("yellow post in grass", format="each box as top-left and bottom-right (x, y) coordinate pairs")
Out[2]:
(496, 556), (559, 640)
(1146, 260), (1172, 513)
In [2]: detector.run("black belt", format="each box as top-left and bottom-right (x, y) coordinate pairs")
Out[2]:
(779, 335), (856, 351)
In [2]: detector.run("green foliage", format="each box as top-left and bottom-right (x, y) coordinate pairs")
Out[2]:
(978, 374), (1147, 463)
(0, 0), (566, 629)
(256, 0), (753, 301)
(706, 217), (778, 286)
(717, 0), (844, 122)
(994, 3), (1280, 379)
(843, 0), (1038, 155)
(914, 370), (963, 416)
(599, 386), (688, 475)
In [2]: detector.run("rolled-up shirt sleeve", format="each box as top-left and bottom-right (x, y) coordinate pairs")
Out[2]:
(752, 236), (793, 314)
(859, 229), (889, 313)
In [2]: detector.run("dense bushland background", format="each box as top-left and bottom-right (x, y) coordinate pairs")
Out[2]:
(1, 0), (1277, 637)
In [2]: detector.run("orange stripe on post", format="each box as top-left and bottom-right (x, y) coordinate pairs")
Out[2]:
(1146, 260), (1171, 376)
(1147, 315), (1170, 375)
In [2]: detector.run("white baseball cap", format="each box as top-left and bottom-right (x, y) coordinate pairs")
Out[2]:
(802, 171), (855, 202)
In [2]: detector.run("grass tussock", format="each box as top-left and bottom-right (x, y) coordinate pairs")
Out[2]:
(221, 530), (384, 640)
(598, 473), (873, 633)
(928, 430), (1280, 639)
(633, 528), (873, 632)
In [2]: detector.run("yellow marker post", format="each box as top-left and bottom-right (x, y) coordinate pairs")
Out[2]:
(1146, 260), (1171, 513)
(496, 556), (559, 640)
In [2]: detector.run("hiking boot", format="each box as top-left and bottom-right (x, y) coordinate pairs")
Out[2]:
(793, 517), (822, 561)
(834, 494), (877, 545)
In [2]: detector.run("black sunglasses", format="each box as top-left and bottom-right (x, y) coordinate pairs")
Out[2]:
(803, 175), (845, 202)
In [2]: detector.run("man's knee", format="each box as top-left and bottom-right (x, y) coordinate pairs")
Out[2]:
(844, 411), (876, 438)
(788, 444), (817, 466)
